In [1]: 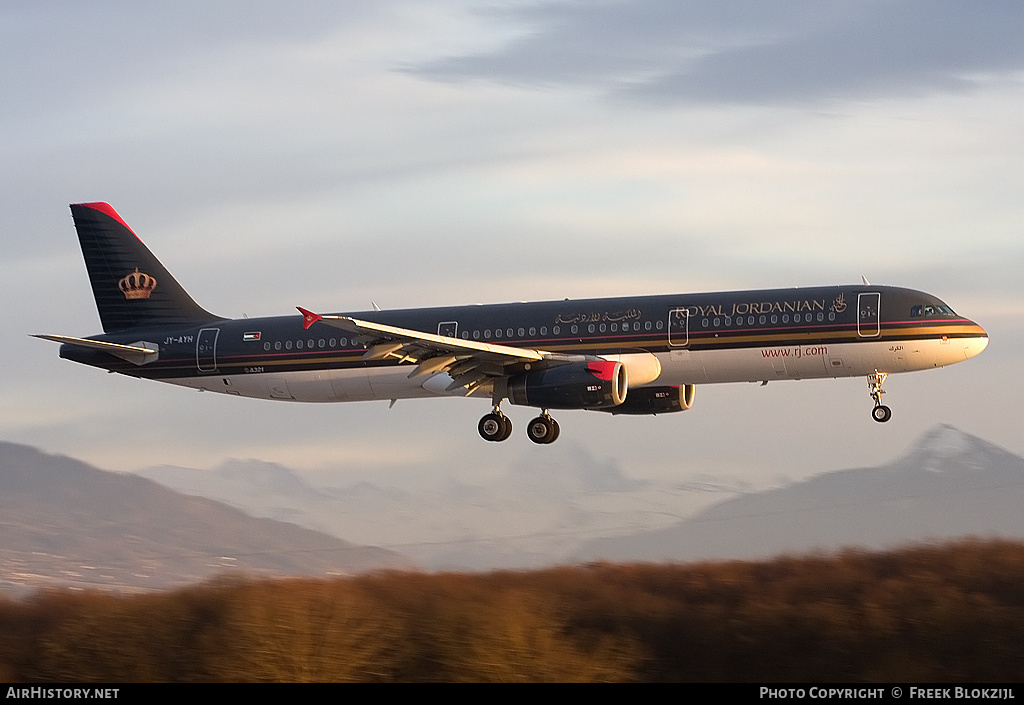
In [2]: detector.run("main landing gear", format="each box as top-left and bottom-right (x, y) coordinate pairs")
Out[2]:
(867, 371), (892, 423)
(526, 412), (560, 445)
(478, 407), (513, 442)
(478, 406), (561, 444)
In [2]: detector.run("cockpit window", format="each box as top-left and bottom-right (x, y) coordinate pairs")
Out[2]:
(911, 304), (956, 318)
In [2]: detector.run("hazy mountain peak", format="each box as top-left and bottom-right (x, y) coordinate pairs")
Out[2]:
(573, 425), (1024, 564)
(893, 424), (1014, 475)
(920, 424), (972, 455)
(216, 458), (311, 493)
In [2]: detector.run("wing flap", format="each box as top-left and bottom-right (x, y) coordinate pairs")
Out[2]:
(297, 307), (546, 393)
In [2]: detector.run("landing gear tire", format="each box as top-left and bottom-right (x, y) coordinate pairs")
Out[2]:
(479, 413), (512, 442)
(866, 372), (891, 424)
(872, 405), (892, 423)
(527, 415), (559, 444)
(498, 414), (513, 441)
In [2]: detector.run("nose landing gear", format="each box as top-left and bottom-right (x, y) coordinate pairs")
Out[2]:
(867, 371), (892, 423)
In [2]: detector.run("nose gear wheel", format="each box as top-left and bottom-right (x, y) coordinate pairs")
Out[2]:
(867, 372), (892, 423)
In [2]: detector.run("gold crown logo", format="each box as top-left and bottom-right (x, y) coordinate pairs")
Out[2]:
(119, 268), (157, 300)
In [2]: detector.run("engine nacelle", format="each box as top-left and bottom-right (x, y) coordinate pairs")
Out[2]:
(508, 360), (627, 410)
(595, 384), (695, 415)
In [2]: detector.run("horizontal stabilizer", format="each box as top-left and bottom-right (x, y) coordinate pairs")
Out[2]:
(32, 334), (159, 365)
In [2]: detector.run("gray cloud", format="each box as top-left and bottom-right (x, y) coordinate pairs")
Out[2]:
(410, 0), (1024, 105)
(0, 1), (375, 121)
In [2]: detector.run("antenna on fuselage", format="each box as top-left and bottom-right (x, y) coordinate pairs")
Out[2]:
(861, 276), (871, 285)
(372, 301), (382, 311)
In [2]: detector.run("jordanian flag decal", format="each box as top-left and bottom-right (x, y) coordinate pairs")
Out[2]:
(243, 332), (261, 342)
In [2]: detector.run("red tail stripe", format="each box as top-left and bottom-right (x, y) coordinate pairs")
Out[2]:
(76, 202), (139, 237)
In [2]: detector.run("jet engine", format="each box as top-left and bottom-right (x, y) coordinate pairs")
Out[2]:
(595, 384), (695, 415)
(508, 360), (627, 410)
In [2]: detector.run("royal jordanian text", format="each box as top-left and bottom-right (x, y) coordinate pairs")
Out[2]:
(686, 298), (832, 318)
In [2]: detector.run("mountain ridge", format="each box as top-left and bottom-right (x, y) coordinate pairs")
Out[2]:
(0, 441), (412, 595)
(573, 425), (1024, 562)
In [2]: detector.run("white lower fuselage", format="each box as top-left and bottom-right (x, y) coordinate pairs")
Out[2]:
(164, 335), (988, 403)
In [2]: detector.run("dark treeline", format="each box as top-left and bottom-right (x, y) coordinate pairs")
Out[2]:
(3, 539), (1024, 682)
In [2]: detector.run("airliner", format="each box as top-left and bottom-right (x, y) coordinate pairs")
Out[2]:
(35, 203), (989, 444)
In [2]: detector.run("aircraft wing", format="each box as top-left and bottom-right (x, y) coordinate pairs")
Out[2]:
(32, 334), (159, 365)
(297, 307), (548, 394)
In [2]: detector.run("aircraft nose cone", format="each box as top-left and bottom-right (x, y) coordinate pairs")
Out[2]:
(964, 322), (989, 359)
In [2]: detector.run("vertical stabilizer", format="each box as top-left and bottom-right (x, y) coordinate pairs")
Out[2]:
(70, 202), (223, 332)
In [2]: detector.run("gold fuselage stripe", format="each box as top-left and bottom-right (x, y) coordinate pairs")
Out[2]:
(136, 321), (987, 376)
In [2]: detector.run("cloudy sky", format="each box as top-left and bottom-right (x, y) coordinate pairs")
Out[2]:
(3, 1), (1022, 498)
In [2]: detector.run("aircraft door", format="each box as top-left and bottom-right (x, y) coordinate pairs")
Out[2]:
(857, 293), (881, 337)
(668, 308), (690, 347)
(196, 328), (219, 372)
